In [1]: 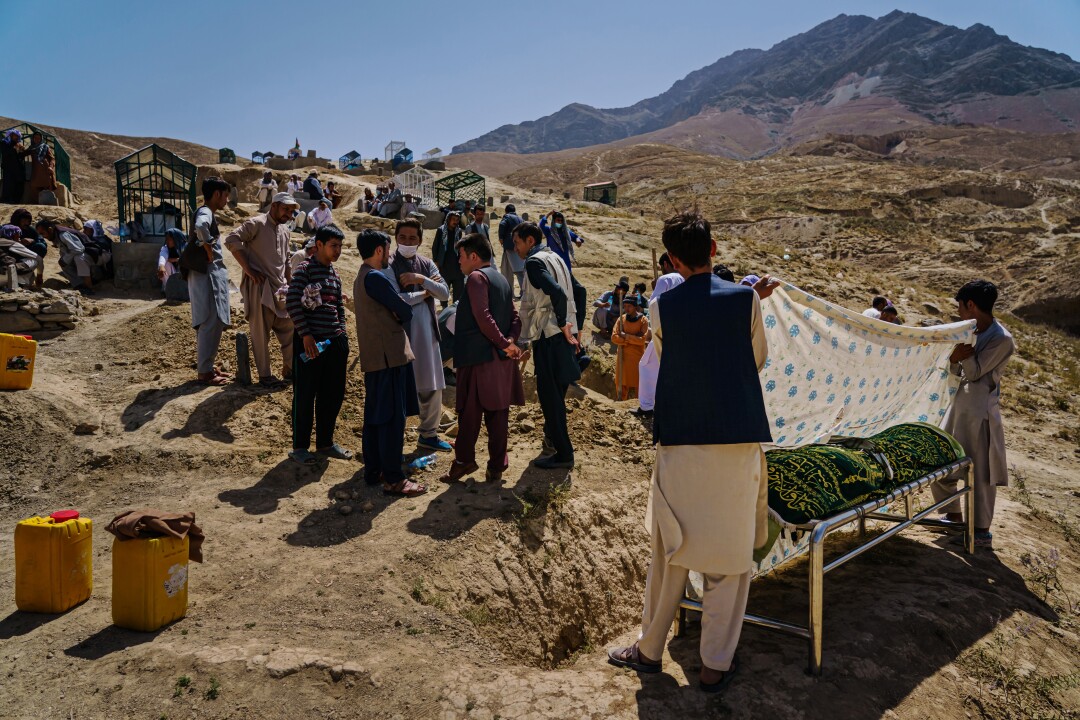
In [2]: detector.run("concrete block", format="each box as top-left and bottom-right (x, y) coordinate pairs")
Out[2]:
(418, 208), (444, 230)
(113, 241), (164, 291)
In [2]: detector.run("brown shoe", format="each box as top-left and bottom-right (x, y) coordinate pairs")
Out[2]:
(438, 460), (479, 483)
(485, 468), (503, 482)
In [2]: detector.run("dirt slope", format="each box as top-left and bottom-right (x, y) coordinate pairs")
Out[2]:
(0, 125), (1079, 718)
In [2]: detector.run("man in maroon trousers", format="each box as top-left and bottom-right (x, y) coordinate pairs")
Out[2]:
(438, 232), (525, 483)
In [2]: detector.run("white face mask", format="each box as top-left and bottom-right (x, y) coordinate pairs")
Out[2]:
(396, 244), (419, 258)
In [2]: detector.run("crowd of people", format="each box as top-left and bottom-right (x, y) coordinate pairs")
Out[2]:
(24, 171), (1007, 695)
(181, 178), (594, 493)
(0, 207), (113, 292)
(1, 129), (58, 205)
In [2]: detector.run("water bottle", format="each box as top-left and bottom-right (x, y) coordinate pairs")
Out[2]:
(300, 339), (331, 362)
(406, 454), (438, 474)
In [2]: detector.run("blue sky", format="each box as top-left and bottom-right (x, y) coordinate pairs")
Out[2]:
(3, 0), (1077, 161)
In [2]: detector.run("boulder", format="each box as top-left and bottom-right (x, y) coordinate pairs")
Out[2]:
(0, 311), (41, 333)
(36, 312), (77, 323)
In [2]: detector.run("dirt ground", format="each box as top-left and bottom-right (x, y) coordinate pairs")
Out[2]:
(2, 149), (1080, 719)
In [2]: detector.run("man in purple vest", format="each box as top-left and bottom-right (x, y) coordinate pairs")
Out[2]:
(608, 211), (778, 693)
(438, 232), (525, 484)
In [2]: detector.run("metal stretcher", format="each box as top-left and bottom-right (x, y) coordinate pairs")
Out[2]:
(675, 458), (974, 675)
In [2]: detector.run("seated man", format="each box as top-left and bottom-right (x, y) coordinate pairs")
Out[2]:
(309, 199), (334, 231)
(290, 236), (316, 273)
(324, 180), (343, 209)
(880, 305), (901, 325)
(257, 171), (278, 211)
(378, 181), (403, 218)
(401, 193), (419, 217)
(592, 280), (629, 334)
(303, 171), (324, 201)
(287, 174), (303, 195)
(36, 219), (98, 293)
(863, 295), (888, 319)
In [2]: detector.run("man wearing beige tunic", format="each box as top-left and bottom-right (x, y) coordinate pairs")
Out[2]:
(932, 279), (1014, 549)
(225, 192), (299, 388)
(609, 212), (777, 693)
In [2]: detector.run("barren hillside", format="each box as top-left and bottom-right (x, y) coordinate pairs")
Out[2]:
(1, 117), (1078, 719)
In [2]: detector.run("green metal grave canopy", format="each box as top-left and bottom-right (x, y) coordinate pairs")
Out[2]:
(115, 144), (197, 239)
(219, 147), (236, 164)
(584, 180), (617, 207)
(1, 122), (72, 191)
(435, 170), (486, 209)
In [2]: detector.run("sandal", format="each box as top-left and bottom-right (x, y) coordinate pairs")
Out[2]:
(289, 449), (320, 466)
(606, 643), (661, 674)
(383, 479), (427, 497)
(700, 656), (738, 694)
(198, 372), (228, 386)
(317, 443), (354, 460)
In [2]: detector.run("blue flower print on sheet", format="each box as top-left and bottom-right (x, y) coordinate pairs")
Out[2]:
(784, 363), (795, 376)
(789, 324), (801, 338)
(775, 417), (786, 429)
(765, 314), (777, 329)
(812, 332), (822, 345)
(808, 390), (818, 401)
(806, 369), (816, 381)
(765, 380), (776, 392)
(788, 386), (798, 398)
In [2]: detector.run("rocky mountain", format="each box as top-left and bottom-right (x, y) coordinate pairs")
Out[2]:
(453, 11), (1080, 157)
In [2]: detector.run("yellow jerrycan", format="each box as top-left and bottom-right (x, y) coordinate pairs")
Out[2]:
(15, 510), (93, 613)
(111, 535), (189, 631)
(0, 332), (37, 390)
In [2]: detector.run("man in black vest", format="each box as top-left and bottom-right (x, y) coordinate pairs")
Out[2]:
(438, 233), (525, 483)
(608, 211), (778, 693)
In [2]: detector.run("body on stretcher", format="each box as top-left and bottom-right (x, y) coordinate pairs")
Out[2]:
(676, 422), (975, 675)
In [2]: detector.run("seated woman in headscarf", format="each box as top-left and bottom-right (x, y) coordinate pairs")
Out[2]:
(157, 228), (185, 292)
(0, 224), (40, 287)
(11, 208), (46, 288)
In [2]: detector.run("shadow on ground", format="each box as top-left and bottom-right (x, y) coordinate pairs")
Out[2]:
(64, 625), (163, 660)
(632, 533), (1053, 720)
(121, 381), (203, 431)
(161, 384), (261, 443)
(218, 457), (329, 514)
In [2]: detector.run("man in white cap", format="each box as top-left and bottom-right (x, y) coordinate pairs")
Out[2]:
(225, 192), (299, 389)
(309, 198), (334, 231)
(290, 236), (317, 274)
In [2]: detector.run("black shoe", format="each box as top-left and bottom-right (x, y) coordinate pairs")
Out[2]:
(443, 367), (457, 387)
(535, 455), (574, 470)
(631, 407), (654, 418)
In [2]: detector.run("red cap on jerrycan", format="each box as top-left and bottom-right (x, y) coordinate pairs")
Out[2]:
(50, 510), (80, 522)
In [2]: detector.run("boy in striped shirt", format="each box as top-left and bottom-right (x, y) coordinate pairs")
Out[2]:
(285, 224), (352, 465)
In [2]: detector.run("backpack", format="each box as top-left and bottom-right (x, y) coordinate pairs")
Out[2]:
(179, 207), (218, 278)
